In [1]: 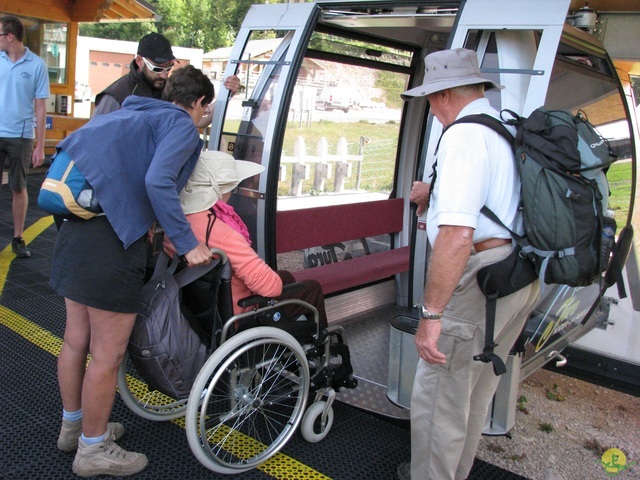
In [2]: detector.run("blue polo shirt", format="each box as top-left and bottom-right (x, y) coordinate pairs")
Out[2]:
(0, 47), (50, 138)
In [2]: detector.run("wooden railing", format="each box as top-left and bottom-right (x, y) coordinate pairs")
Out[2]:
(42, 115), (90, 157)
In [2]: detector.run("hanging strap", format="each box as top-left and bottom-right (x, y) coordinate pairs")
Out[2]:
(472, 292), (506, 375)
(174, 256), (220, 288)
(434, 115), (516, 376)
(151, 251), (220, 288)
(602, 225), (632, 308)
(474, 244), (537, 375)
(436, 114), (535, 376)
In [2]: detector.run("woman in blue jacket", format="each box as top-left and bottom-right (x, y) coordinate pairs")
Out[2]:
(50, 65), (214, 477)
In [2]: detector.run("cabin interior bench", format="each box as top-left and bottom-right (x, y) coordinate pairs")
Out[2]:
(275, 198), (410, 295)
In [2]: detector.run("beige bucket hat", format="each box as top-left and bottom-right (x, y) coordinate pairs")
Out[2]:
(179, 150), (265, 215)
(401, 48), (504, 100)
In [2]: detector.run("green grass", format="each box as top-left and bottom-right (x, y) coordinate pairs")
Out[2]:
(279, 120), (400, 196)
(539, 422), (554, 433)
(281, 119), (399, 155)
(606, 161), (633, 225)
(375, 71), (406, 110)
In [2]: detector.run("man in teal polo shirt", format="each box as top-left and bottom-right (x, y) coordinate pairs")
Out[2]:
(0, 15), (50, 258)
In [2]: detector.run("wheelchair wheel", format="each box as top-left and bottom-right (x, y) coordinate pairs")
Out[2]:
(185, 326), (309, 474)
(301, 401), (334, 443)
(117, 352), (188, 421)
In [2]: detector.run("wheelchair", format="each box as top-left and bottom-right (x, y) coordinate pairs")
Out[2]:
(117, 248), (357, 474)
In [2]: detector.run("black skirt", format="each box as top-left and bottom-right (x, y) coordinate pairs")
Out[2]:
(50, 216), (147, 313)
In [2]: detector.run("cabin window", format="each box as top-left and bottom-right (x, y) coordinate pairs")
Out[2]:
(274, 32), (414, 271)
(41, 21), (68, 84)
(218, 30), (290, 248)
(2, 15), (69, 85)
(220, 30), (288, 167)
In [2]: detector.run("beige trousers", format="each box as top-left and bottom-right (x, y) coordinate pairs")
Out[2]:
(410, 245), (540, 480)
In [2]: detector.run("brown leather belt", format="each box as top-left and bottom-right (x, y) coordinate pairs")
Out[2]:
(473, 238), (511, 253)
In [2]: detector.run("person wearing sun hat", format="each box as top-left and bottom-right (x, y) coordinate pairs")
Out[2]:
(397, 48), (540, 480)
(164, 150), (329, 328)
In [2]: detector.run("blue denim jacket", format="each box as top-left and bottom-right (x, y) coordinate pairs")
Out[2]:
(58, 96), (202, 255)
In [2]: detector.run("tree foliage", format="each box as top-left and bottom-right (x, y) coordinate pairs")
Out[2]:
(632, 76), (640, 106)
(79, 0), (291, 52)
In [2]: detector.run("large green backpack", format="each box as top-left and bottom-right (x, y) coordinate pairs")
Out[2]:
(451, 107), (618, 287)
(443, 107), (622, 375)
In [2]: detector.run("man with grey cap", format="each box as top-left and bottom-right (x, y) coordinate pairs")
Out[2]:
(398, 48), (539, 480)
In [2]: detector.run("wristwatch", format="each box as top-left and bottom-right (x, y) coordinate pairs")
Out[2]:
(418, 305), (443, 320)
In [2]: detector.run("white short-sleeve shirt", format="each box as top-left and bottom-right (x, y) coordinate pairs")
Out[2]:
(426, 98), (522, 246)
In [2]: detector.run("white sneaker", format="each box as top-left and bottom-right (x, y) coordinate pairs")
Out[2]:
(72, 436), (148, 477)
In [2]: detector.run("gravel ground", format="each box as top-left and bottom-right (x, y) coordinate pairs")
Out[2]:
(475, 368), (640, 480)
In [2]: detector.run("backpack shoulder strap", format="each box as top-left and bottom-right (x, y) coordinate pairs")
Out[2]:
(446, 113), (515, 148)
(148, 251), (177, 282)
(429, 113), (518, 211)
(445, 115), (521, 240)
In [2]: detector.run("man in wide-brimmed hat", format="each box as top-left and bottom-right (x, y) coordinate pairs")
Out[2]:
(397, 48), (540, 480)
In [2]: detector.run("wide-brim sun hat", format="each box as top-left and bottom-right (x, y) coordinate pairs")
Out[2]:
(401, 48), (504, 100)
(180, 150), (265, 215)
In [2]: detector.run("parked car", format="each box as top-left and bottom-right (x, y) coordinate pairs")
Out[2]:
(315, 87), (352, 113)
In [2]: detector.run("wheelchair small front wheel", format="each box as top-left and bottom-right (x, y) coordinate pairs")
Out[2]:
(301, 400), (334, 443)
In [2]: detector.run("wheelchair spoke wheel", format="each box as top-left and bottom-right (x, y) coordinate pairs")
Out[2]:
(117, 352), (188, 421)
(186, 327), (309, 474)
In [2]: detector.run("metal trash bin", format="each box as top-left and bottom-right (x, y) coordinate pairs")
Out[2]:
(387, 313), (522, 435)
(483, 353), (522, 436)
(387, 314), (419, 409)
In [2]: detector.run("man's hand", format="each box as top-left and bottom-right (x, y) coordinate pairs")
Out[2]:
(32, 145), (45, 168)
(415, 319), (447, 364)
(410, 181), (430, 216)
(223, 75), (241, 96)
(183, 243), (213, 267)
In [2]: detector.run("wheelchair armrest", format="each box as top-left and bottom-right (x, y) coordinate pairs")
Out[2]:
(237, 282), (306, 308)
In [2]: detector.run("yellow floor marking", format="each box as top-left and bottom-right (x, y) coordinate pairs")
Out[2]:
(0, 305), (64, 356)
(0, 216), (330, 480)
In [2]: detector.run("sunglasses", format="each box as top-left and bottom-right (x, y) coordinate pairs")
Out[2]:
(142, 57), (174, 74)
